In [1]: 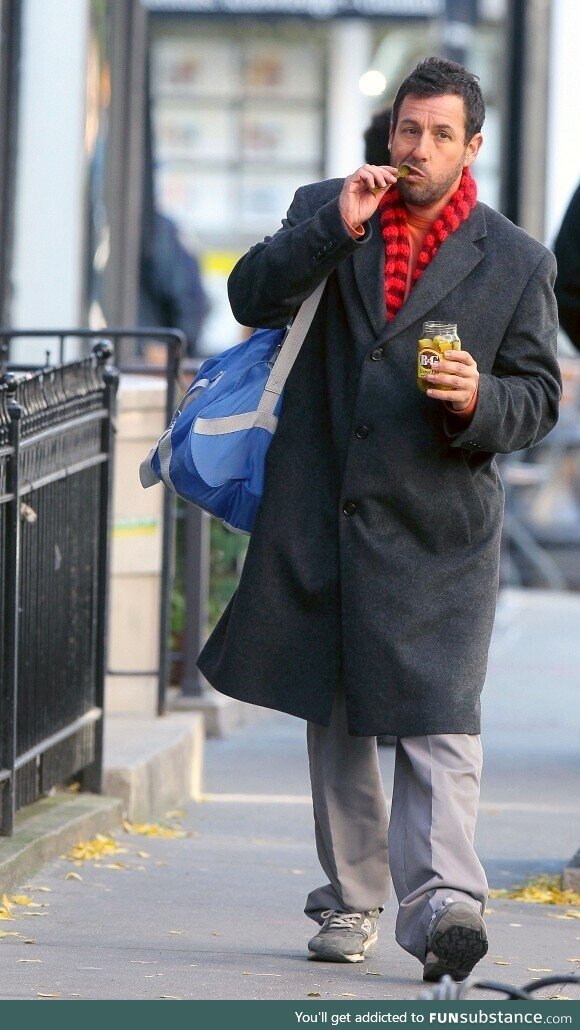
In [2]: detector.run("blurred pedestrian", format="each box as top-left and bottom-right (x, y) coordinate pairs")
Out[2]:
(198, 57), (561, 983)
(363, 107), (392, 166)
(554, 182), (580, 350)
(139, 211), (209, 359)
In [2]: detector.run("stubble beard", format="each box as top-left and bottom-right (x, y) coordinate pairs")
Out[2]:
(398, 154), (467, 208)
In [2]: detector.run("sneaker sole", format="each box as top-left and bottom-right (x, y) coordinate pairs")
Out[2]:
(424, 915), (488, 982)
(308, 930), (378, 963)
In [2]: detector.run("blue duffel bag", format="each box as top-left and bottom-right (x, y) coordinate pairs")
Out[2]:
(139, 281), (325, 534)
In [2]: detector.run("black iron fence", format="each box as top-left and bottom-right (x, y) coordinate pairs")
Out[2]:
(0, 342), (117, 835)
(1, 328), (185, 720)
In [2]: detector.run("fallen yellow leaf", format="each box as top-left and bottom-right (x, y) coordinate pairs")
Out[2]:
(64, 872), (83, 881)
(0, 931), (21, 938)
(11, 896), (34, 907)
(490, 876), (580, 907)
(1, 895), (13, 913)
(307, 992), (321, 998)
(17, 958), (42, 963)
(137, 851), (150, 859)
(339, 993), (357, 998)
(66, 834), (128, 863)
(159, 996), (181, 1000)
(528, 968), (552, 972)
(494, 961), (510, 966)
(20, 886), (51, 893)
(37, 993), (61, 999)
(23, 939), (37, 945)
(0, 910), (14, 921)
(123, 820), (189, 839)
(165, 810), (187, 820)
(169, 930), (183, 935)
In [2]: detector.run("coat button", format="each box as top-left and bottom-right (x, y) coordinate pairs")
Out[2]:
(370, 347), (384, 361)
(355, 425), (369, 439)
(343, 501), (357, 516)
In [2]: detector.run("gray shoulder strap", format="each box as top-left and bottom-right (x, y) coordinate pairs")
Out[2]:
(258, 279), (326, 416)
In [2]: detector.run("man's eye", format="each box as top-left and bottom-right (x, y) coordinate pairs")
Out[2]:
(403, 127), (417, 135)
(437, 132), (451, 140)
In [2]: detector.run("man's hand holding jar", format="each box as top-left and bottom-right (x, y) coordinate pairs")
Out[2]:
(418, 321), (479, 413)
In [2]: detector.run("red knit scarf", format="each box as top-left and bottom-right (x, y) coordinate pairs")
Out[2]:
(378, 166), (478, 321)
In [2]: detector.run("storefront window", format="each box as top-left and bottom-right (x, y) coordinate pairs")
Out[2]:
(150, 17), (328, 355)
(149, 4), (509, 356)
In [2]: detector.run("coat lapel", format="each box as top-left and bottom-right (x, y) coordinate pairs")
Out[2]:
(382, 204), (488, 341)
(351, 203), (488, 341)
(352, 210), (387, 337)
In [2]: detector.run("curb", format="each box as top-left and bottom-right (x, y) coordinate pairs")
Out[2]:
(170, 690), (275, 738)
(103, 712), (204, 821)
(0, 712), (204, 891)
(0, 794), (122, 892)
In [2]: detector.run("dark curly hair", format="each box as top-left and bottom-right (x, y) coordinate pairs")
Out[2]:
(391, 56), (485, 143)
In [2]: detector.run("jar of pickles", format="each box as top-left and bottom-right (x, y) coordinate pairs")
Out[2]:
(417, 321), (460, 392)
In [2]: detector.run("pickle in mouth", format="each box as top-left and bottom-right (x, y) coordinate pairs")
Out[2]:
(371, 165), (412, 194)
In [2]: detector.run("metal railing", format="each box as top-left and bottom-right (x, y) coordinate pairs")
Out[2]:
(1, 328), (185, 717)
(0, 342), (117, 835)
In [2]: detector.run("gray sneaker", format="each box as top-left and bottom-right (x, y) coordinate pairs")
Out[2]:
(423, 900), (488, 982)
(308, 909), (380, 963)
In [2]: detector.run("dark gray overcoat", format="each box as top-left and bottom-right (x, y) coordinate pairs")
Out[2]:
(197, 179), (561, 736)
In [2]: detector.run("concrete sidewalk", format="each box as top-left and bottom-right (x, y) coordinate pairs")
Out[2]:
(0, 588), (578, 1001)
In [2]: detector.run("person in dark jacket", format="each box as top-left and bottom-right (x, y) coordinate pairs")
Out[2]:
(139, 212), (209, 358)
(554, 182), (580, 350)
(363, 107), (392, 167)
(198, 58), (561, 982)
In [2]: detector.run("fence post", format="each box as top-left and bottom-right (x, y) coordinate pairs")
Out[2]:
(79, 343), (118, 794)
(157, 336), (183, 715)
(180, 505), (210, 698)
(1, 377), (22, 835)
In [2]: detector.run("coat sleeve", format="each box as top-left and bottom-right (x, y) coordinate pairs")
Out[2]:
(444, 250), (562, 455)
(227, 184), (369, 329)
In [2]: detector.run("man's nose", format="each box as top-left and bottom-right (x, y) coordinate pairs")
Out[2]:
(410, 133), (430, 160)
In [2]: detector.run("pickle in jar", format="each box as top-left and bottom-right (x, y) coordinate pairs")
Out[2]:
(432, 334), (460, 354)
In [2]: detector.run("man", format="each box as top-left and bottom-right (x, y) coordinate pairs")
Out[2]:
(198, 58), (561, 982)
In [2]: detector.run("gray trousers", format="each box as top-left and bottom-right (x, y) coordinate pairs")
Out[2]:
(305, 689), (488, 961)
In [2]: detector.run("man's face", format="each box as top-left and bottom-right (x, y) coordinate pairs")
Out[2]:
(389, 92), (482, 207)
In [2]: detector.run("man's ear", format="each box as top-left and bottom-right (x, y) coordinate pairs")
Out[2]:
(464, 132), (483, 167)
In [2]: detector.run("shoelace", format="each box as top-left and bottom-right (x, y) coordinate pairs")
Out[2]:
(321, 911), (366, 930)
